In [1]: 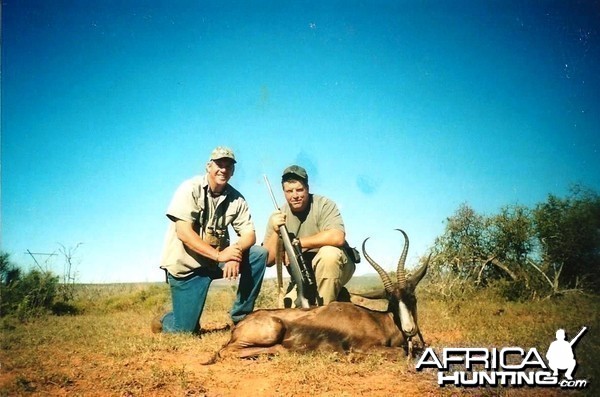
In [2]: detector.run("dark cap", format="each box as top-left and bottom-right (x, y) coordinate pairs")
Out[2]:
(209, 146), (236, 163)
(282, 165), (308, 183)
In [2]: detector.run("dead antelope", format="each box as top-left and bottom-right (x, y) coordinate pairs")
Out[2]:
(213, 229), (429, 362)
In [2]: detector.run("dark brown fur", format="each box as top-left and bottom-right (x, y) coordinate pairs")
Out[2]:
(218, 301), (407, 359)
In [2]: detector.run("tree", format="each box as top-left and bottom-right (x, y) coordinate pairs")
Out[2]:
(487, 205), (535, 285)
(533, 186), (600, 290)
(57, 243), (82, 302)
(429, 186), (599, 300)
(432, 203), (489, 281)
(432, 203), (529, 288)
(1, 252), (21, 286)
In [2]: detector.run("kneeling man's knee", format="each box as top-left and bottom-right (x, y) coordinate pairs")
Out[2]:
(250, 245), (268, 259)
(316, 246), (343, 266)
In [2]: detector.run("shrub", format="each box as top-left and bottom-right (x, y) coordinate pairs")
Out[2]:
(3, 269), (60, 319)
(0, 252), (65, 320)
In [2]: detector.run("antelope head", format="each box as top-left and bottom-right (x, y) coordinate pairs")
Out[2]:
(361, 229), (429, 342)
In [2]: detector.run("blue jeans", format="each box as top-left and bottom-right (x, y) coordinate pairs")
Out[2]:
(162, 245), (267, 333)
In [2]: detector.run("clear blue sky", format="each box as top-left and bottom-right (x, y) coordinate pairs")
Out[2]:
(2, 1), (599, 283)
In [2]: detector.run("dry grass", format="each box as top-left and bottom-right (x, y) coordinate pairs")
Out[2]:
(1, 278), (598, 396)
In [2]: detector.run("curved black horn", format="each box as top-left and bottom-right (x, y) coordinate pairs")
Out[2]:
(395, 229), (409, 289)
(362, 237), (394, 294)
(408, 253), (431, 286)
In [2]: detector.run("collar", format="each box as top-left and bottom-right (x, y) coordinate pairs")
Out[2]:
(202, 174), (230, 197)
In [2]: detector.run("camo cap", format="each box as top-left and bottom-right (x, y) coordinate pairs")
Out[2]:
(209, 146), (236, 163)
(282, 165), (308, 183)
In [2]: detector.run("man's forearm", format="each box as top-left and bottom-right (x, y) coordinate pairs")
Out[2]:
(236, 231), (257, 252)
(299, 229), (345, 250)
(175, 220), (220, 261)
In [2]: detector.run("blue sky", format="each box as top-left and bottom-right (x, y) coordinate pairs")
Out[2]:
(2, 1), (599, 283)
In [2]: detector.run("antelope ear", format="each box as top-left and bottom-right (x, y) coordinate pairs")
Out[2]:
(350, 289), (387, 300)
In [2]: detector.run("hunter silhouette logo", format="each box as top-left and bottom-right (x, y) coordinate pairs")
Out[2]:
(416, 326), (589, 389)
(546, 327), (587, 381)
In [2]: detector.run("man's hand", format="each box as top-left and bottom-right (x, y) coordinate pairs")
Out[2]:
(222, 261), (240, 280)
(218, 243), (242, 263)
(269, 210), (286, 232)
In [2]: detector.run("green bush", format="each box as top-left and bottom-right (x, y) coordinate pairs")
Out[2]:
(492, 278), (531, 302)
(2, 269), (60, 319)
(0, 252), (70, 320)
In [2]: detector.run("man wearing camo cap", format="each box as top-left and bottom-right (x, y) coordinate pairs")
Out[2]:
(263, 165), (357, 306)
(154, 146), (267, 333)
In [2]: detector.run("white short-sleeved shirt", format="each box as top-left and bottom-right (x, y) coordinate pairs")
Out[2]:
(160, 174), (255, 278)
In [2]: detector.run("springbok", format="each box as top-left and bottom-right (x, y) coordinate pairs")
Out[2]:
(213, 229), (429, 362)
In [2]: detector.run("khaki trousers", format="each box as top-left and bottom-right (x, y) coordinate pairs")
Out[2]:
(285, 245), (356, 305)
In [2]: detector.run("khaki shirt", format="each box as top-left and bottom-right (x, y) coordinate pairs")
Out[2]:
(160, 174), (255, 278)
(264, 194), (345, 252)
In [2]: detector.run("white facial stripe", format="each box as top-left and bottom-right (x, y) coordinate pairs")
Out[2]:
(399, 301), (416, 336)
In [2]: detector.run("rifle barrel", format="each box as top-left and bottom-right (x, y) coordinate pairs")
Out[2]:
(569, 326), (587, 346)
(263, 175), (281, 210)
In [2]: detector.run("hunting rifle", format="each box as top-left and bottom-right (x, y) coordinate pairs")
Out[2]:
(263, 175), (321, 308)
(569, 326), (587, 347)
